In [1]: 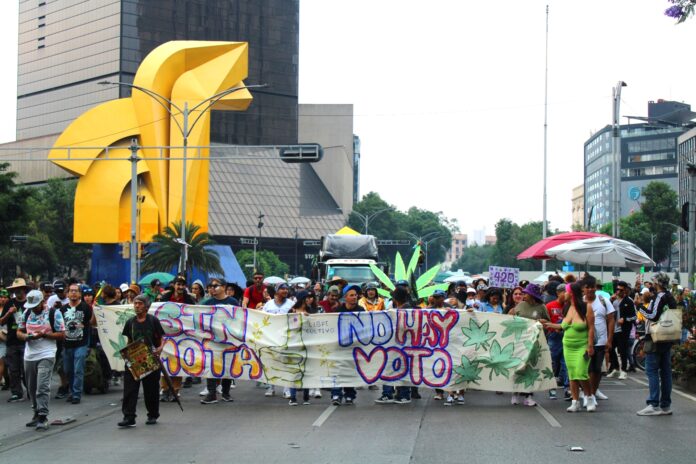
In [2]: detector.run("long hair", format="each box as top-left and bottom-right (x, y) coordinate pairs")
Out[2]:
(564, 281), (587, 321)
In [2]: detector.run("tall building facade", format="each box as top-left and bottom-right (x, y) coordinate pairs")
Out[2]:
(571, 184), (584, 228)
(445, 234), (468, 263)
(677, 126), (696, 271)
(17, 0), (298, 145)
(583, 100), (693, 231)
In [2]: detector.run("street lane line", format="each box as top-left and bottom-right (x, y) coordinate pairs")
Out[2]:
(536, 404), (562, 428)
(628, 376), (696, 403)
(312, 405), (337, 427)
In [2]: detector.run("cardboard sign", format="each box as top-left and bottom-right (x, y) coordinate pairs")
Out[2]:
(120, 340), (160, 380)
(488, 266), (520, 289)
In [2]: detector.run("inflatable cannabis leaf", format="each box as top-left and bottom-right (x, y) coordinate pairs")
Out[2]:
(369, 245), (448, 299)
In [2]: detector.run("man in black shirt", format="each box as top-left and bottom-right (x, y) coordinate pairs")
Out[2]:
(61, 284), (96, 404)
(0, 278), (30, 402)
(118, 295), (164, 427)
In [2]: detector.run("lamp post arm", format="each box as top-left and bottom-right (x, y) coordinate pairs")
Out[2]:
(187, 84), (268, 135)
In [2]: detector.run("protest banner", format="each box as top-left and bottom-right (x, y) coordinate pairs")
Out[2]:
(488, 266), (520, 289)
(95, 303), (557, 392)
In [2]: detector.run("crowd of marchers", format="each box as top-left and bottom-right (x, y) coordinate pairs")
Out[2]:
(1, 269), (692, 430)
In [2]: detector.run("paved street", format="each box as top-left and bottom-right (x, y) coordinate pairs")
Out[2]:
(1, 373), (694, 464)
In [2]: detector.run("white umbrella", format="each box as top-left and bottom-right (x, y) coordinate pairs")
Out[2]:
(263, 276), (286, 285)
(289, 276), (310, 285)
(532, 271), (568, 283)
(444, 274), (473, 284)
(545, 237), (654, 271)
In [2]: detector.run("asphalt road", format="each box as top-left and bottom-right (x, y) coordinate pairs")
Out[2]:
(1, 373), (694, 464)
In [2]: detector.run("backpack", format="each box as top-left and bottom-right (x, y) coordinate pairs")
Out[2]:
(23, 307), (58, 333)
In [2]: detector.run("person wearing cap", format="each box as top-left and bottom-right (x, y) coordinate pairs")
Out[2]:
(199, 278), (239, 404)
(465, 287), (479, 310)
(607, 281), (636, 381)
(542, 283), (570, 400)
(144, 279), (162, 302)
(39, 282), (53, 301)
(286, 290), (318, 406)
(636, 272), (677, 416)
(476, 283), (488, 304)
(121, 284), (140, 305)
(508, 283), (549, 407)
(242, 271), (266, 309)
(1, 278), (31, 402)
(59, 283), (96, 405)
(318, 285), (341, 313)
(118, 294), (164, 427)
(330, 285), (365, 406)
(46, 280), (68, 311)
(45, 280), (70, 399)
(359, 282), (385, 312)
(17, 289), (65, 430)
(258, 282), (295, 399)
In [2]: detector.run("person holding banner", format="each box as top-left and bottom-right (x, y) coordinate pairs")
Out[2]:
(331, 285), (366, 406)
(118, 295), (164, 428)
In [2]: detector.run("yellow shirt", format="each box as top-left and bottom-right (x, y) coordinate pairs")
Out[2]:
(359, 297), (385, 311)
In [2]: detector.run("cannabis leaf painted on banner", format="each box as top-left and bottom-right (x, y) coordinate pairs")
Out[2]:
(514, 365), (541, 389)
(109, 334), (128, 355)
(523, 340), (543, 366)
(461, 318), (496, 351)
(478, 340), (522, 381)
(501, 316), (529, 341)
(542, 367), (555, 380)
(453, 356), (483, 384)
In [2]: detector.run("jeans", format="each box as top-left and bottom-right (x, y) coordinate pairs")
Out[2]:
(645, 349), (672, 408)
(289, 388), (309, 401)
(6, 344), (25, 397)
(63, 345), (88, 400)
(331, 387), (356, 400)
(205, 377), (232, 396)
(25, 357), (55, 417)
(547, 333), (568, 388)
(382, 385), (411, 400)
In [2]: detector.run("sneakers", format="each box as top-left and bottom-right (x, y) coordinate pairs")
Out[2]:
(117, 418), (136, 427)
(395, 397), (412, 404)
(456, 394), (466, 405)
(661, 407), (673, 415)
(288, 398), (298, 406)
(230, 379), (236, 389)
(71, 398), (81, 405)
(375, 395), (394, 404)
(637, 405), (662, 416)
(331, 396), (341, 406)
(55, 387), (68, 399)
(549, 389), (557, 400)
(311, 388), (322, 399)
(200, 394), (218, 404)
(595, 389), (609, 400)
(199, 388), (209, 397)
(564, 390), (572, 401)
(146, 417), (158, 425)
(303, 399), (311, 405)
(7, 394), (24, 403)
(26, 415), (39, 427)
(411, 389), (422, 399)
(618, 370), (628, 380)
(221, 393), (234, 402)
(344, 397), (354, 405)
(112, 377), (121, 387)
(433, 393), (443, 400)
(444, 395), (455, 406)
(265, 386), (275, 397)
(581, 392), (587, 408)
(283, 388), (291, 399)
(35, 416), (48, 431)
(510, 394), (520, 405)
(523, 396), (537, 407)
(606, 369), (618, 378)
(183, 378), (193, 388)
(566, 400), (581, 412)
(586, 396), (597, 412)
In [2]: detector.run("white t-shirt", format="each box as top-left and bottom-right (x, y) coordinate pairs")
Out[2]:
(19, 308), (65, 362)
(46, 295), (69, 311)
(262, 298), (294, 315)
(590, 295), (615, 347)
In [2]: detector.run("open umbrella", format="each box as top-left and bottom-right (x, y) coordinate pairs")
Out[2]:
(545, 237), (654, 271)
(263, 276), (286, 285)
(138, 272), (175, 287)
(444, 275), (473, 284)
(289, 276), (310, 285)
(517, 232), (608, 260)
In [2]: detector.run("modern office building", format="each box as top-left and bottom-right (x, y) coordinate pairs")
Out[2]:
(677, 126), (696, 271)
(3, 1), (355, 283)
(583, 99), (694, 231)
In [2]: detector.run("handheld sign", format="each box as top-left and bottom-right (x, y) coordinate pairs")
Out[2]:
(120, 340), (160, 380)
(488, 266), (520, 289)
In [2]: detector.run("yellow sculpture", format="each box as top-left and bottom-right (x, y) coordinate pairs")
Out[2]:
(49, 41), (253, 243)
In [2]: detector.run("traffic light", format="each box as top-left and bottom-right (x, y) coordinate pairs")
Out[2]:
(279, 144), (323, 163)
(682, 202), (689, 231)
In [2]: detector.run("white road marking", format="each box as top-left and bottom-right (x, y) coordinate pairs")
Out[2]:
(536, 404), (562, 428)
(628, 376), (696, 403)
(312, 405), (338, 427)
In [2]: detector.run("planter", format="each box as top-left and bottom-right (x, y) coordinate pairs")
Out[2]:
(675, 376), (696, 393)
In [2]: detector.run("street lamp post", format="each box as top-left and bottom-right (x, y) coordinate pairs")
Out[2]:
(350, 207), (393, 234)
(612, 81), (627, 239)
(404, 231), (445, 272)
(99, 81), (267, 277)
(687, 163), (696, 285)
(253, 212), (264, 272)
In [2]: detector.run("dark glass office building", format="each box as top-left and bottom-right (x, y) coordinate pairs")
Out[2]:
(17, 0), (298, 145)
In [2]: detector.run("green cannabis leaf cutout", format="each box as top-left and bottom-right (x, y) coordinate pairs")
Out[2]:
(501, 316), (529, 341)
(453, 356), (483, 384)
(515, 365), (541, 388)
(479, 340), (522, 381)
(461, 318), (497, 351)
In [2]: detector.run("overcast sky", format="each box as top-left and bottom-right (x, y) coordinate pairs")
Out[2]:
(1, 1), (695, 241)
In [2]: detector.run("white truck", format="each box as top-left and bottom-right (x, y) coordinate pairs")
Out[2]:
(316, 234), (386, 286)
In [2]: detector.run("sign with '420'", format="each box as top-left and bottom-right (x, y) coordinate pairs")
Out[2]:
(488, 266), (519, 289)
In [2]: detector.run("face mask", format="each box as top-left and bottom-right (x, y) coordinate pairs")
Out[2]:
(456, 290), (468, 302)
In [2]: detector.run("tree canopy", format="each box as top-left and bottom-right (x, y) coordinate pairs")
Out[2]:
(236, 249), (289, 280)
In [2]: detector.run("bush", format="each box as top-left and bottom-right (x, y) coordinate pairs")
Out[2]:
(672, 341), (696, 379)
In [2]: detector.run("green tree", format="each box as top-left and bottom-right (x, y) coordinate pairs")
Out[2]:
(493, 219), (563, 271)
(235, 249), (289, 280)
(450, 244), (494, 273)
(0, 163), (30, 248)
(141, 221), (223, 275)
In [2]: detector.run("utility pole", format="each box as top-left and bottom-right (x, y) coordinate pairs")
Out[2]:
(542, 4), (549, 273)
(612, 81), (627, 238)
(687, 163), (696, 286)
(129, 139), (139, 285)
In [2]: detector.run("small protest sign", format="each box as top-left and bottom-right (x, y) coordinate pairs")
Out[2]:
(120, 340), (160, 380)
(488, 266), (520, 289)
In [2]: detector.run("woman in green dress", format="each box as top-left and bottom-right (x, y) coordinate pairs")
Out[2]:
(543, 282), (595, 412)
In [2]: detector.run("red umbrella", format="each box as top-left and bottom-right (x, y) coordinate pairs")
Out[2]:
(517, 232), (608, 260)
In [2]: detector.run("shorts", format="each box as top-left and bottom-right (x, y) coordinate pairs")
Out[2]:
(588, 345), (606, 374)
